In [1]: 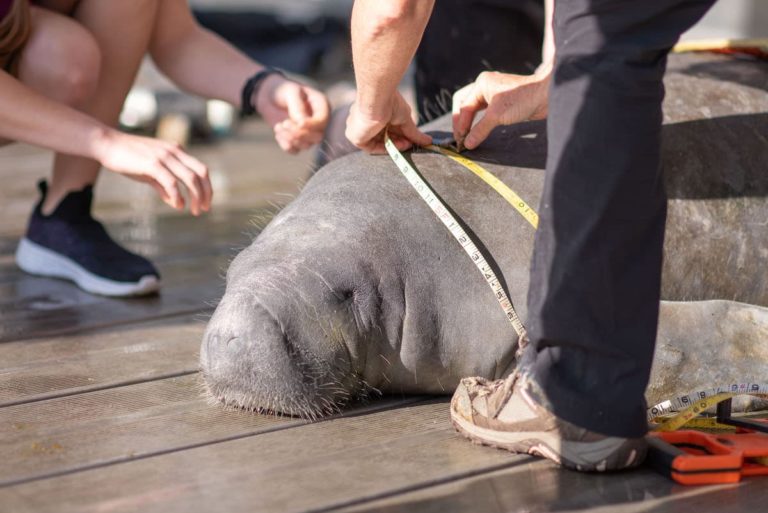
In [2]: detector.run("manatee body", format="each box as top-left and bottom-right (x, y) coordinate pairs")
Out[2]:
(201, 53), (768, 417)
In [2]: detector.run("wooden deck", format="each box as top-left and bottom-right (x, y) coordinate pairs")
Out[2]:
(1, 120), (766, 513)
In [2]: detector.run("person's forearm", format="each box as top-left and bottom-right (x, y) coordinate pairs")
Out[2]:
(539, 0), (555, 73)
(151, 26), (260, 106)
(0, 70), (110, 159)
(351, 0), (434, 120)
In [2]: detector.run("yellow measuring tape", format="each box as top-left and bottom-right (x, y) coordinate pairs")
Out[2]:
(424, 145), (539, 228)
(384, 134), (537, 343)
(648, 384), (768, 432)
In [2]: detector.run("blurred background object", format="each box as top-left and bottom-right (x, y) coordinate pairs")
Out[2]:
(682, 0), (768, 40)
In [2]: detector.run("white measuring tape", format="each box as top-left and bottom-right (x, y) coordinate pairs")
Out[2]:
(384, 134), (529, 344)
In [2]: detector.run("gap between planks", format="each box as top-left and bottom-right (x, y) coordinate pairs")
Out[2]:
(0, 313), (207, 407)
(0, 400), (526, 513)
(1, 369), (429, 488)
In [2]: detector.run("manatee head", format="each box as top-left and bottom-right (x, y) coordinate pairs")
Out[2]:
(200, 211), (373, 418)
(198, 148), (432, 417)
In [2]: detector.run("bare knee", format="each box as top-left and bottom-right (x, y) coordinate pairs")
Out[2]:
(18, 7), (102, 106)
(54, 38), (101, 105)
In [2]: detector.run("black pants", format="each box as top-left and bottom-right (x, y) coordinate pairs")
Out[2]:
(528, 0), (715, 438)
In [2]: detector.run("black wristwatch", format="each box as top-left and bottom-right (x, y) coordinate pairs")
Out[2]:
(240, 67), (285, 117)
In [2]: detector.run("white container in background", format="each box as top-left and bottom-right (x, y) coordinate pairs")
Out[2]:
(683, 0), (768, 41)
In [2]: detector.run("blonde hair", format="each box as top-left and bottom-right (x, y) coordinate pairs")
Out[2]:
(0, 0), (31, 76)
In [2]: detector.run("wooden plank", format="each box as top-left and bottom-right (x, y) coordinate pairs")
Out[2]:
(0, 373), (421, 488)
(0, 400), (531, 513)
(0, 253), (228, 343)
(3, 396), (763, 513)
(0, 234), (16, 258)
(0, 314), (203, 407)
(335, 461), (759, 513)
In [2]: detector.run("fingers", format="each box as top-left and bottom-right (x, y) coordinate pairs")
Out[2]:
(168, 146), (213, 215)
(150, 143), (211, 215)
(147, 179), (178, 211)
(153, 165), (184, 212)
(464, 110), (499, 150)
(283, 84), (311, 125)
(346, 92), (431, 154)
(272, 119), (309, 153)
(388, 94), (431, 148)
(274, 122), (300, 154)
(452, 81), (486, 147)
(169, 146), (212, 212)
(389, 133), (414, 152)
(274, 119), (321, 154)
(398, 118), (432, 147)
(267, 82), (328, 153)
(303, 87), (331, 128)
(452, 83), (475, 142)
(345, 104), (385, 150)
(164, 153), (205, 216)
(100, 132), (215, 214)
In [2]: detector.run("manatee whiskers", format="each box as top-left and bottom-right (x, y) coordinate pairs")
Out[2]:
(201, 326), (372, 420)
(201, 365), (371, 420)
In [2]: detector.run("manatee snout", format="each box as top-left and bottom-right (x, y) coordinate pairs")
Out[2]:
(201, 275), (362, 418)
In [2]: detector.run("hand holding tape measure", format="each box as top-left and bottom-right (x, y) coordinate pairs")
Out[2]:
(383, 130), (768, 485)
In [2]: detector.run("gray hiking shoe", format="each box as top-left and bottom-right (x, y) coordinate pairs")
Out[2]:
(450, 372), (647, 471)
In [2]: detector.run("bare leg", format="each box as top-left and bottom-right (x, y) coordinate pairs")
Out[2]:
(37, 0), (159, 214)
(12, 6), (100, 147)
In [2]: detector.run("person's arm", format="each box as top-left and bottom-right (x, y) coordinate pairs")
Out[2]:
(0, 68), (110, 158)
(540, 0), (555, 74)
(0, 69), (211, 214)
(452, 0), (555, 150)
(149, 0), (329, 154)
(345, 0), (434, 153)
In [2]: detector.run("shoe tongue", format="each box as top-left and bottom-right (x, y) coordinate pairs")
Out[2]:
(45, 183), (95, 222)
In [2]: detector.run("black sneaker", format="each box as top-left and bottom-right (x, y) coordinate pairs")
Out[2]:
(15, 181), (161, 297)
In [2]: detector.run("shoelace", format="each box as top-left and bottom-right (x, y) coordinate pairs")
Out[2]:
(475, 370), (520, 400)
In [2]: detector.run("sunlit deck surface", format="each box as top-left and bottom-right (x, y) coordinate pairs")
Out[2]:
(1, 119), (766, 513)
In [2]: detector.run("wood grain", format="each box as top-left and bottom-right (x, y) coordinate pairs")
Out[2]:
(0, 400), (529, 513)
(0, 254), (229, 344)
(0, 372), (421, 488)
(335, 460), (763, 513)
(0, 314), (204, 407)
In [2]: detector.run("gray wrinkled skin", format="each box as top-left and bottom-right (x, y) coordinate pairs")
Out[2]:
(201, 53), (768, 418)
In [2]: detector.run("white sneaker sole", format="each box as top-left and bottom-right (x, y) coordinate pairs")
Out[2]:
(450, 407), (643, 471)
(15, 238), (160, 297)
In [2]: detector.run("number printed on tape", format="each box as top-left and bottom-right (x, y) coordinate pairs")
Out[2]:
(385, 135), (528, 343)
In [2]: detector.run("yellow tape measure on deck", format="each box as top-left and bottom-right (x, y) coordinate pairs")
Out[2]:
(384, 134), (537, 343)
(648, 383), (768, 432)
